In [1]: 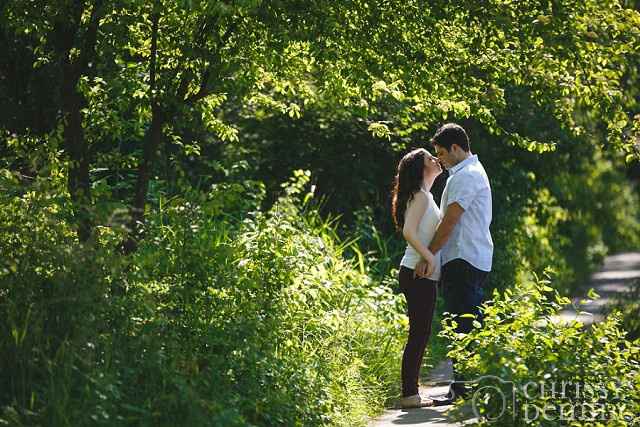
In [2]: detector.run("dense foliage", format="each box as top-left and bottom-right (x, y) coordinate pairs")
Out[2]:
(441, 277), (640, 426)
(1, 172), (408, 425)
(607, 279), (640, 340)
(229, 113), (640, 294)
(2, 0), (639, 244)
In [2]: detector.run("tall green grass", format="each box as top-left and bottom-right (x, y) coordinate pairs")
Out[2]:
(0, 171), (409, 426)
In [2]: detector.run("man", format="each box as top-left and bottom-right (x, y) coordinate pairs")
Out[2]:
(415, 123), (493, 404)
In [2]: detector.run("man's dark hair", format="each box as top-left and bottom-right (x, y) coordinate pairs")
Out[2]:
(430, 123), (470, 152)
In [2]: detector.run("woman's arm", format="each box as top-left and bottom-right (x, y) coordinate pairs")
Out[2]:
(402, 192), (435, 277)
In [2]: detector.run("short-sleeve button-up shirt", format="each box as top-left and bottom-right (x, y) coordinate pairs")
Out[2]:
(440, 154), (493, 272)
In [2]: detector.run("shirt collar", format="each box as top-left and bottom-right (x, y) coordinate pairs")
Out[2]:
(449, 154), (477, 175)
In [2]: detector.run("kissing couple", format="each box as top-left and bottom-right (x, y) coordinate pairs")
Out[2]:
(391, 123), (494, 408)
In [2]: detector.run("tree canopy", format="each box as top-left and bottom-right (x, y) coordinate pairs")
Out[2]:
(1, 1), (639, 282)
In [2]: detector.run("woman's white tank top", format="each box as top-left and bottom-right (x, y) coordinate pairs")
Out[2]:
(400, 189), (442, 281)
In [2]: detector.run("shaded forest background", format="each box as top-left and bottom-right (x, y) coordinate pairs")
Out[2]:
(1, 0), (640, 425)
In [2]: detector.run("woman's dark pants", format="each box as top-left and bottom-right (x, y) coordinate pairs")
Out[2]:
(399, 266), (437, 397)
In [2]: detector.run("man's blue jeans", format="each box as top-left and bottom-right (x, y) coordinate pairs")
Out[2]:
(440, 258), (488, 389)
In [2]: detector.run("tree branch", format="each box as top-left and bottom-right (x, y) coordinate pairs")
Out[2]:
(183, 18), (240, 104)
(75, 0), (104, 77)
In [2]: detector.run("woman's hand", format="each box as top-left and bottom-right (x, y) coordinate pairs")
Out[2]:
(414, 259), (428, 278)
(402, 191), (436, 279)
(413, 252), (435, 279)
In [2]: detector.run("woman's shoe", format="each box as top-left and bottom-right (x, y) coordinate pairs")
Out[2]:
(397, 393), (434, 408)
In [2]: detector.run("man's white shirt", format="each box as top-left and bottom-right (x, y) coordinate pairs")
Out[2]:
(440, 154), (493, 272)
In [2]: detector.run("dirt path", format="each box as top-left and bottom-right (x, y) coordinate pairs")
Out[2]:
(371, 359), (463, 427)
(370, 252), (640, 427)
(551, 252), (640, 325)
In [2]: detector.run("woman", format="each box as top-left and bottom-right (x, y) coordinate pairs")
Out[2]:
(391, 148), (443, 408)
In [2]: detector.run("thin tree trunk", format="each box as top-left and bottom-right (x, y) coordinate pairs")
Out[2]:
(61, 74), (92, 242)
(56, 0), (103, 242)
(122, 106), (164, 254)
(122, 10), (162, 254)
(120, 8), (238, 254)
(54, 0), (104, 242)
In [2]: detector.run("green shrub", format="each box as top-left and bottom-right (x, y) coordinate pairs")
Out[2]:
(441, 275), (640, 426)
(606, 279), (640, 341)
(0, 175), (116, 425)
(107, 171), (409, 426)
(0, 171), (409, 426)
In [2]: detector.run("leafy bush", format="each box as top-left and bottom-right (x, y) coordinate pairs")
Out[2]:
(0, 170), (409, 426)
(0, 174), (117, 425)
(606, 279), (640, 341)
(224, 110), (640, 299)
(441, 275), (640, 426)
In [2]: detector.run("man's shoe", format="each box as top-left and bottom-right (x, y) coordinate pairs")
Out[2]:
(431, 394), (455, 406)
(451, 381), (470, 399)
(431, 383), (467, 406)
(397, 393), (434, 409)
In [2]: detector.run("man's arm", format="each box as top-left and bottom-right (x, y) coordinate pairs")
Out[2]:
(403, 192), (436, 277)
(428, 202), (465, 253)
(414, 202), (465, 277)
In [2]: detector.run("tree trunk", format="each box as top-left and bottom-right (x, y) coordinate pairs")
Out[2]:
(60, 71), (92, 242)
(52, 0), (103, 242)
(121, 10), (162, 255)
(121, 105), (164, 254)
